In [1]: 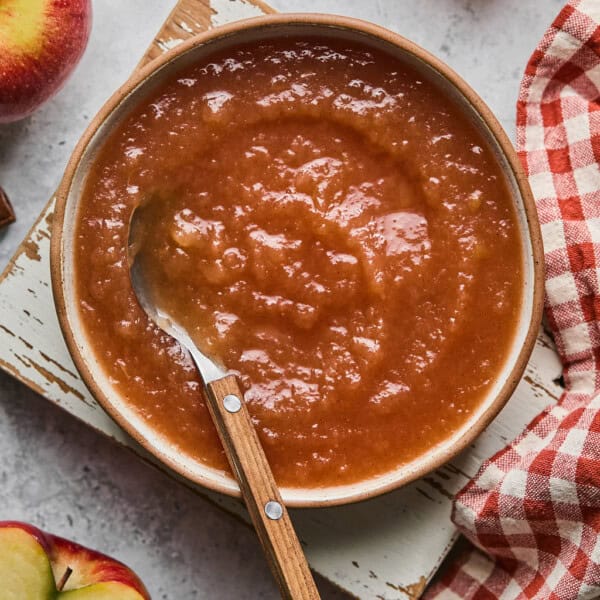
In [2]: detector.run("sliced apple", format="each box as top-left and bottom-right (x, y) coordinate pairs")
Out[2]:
(0, 526), (56, 600)
(0, 521), (150, 599)
(60, 581), (149, 599)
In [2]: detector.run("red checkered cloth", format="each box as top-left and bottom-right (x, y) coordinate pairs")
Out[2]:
(425, 1), (600, 598)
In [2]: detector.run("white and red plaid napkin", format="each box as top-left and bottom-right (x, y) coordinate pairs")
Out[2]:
(426, 2), (600, 598)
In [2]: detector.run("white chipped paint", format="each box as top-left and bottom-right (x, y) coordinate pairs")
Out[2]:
(179, 20), (194, 33)
(0, 1), (565, 598)
(209, 0), (267, 27)
(157, 37), (184, 52)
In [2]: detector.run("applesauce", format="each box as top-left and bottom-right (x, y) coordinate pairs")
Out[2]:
(75, 36), (522, 488)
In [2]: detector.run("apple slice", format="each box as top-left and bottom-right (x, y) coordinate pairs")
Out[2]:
(60, 581), (150, 599)
(0, 526), (56, 599)
(0, 522), (150, 599)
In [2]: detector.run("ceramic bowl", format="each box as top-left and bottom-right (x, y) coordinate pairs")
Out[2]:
(51, 14), (544, 507)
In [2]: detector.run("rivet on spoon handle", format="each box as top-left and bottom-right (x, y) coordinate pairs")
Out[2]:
(205, 374), (320, 600)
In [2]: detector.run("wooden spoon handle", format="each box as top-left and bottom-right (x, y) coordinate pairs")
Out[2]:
(205, 374), (320, 600)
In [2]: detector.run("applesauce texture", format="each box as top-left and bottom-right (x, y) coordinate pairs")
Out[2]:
(75, 37), (522, 488)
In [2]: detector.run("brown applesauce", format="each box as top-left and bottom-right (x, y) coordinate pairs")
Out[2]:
(75, 36), (522, 488)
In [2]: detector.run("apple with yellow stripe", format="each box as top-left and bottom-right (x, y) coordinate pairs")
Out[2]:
(0, 521), (150, 599)
(0, 0), (92, 123)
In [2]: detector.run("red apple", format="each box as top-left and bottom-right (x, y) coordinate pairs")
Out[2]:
(0, 521), (150, 599)
(0, 0), (92, 123)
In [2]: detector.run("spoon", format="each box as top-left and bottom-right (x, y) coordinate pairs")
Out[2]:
(128, 206), (320, 600)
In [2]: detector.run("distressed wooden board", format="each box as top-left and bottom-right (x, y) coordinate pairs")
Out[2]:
(0, 0), (564, 598)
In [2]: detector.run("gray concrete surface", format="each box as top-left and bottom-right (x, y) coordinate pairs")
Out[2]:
(0, 1), (564, 598)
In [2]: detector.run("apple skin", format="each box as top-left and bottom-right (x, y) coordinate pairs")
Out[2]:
(0, 0), (92, 123)
(0, 521), (150, 599)
(47, 532), (150, 597)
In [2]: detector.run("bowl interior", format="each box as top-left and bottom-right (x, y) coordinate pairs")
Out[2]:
(55, 17), (541, 507)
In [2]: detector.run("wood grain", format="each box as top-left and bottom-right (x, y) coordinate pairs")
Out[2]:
(206, 375), (320, 600)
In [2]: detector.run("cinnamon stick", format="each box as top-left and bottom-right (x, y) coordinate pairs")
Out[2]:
(0, 186), (15, 229)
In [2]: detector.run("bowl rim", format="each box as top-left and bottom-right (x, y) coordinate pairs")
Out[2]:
(50, 12), (545, 508)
